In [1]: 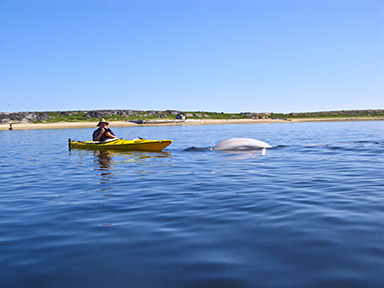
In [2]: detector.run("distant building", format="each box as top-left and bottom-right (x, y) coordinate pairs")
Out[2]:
(176, 113), (186, 120)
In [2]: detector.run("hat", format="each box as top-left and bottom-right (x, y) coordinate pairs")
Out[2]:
(97, 118), (109, 126)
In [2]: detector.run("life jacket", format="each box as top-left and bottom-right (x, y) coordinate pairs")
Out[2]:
(93, 128), (115, 141)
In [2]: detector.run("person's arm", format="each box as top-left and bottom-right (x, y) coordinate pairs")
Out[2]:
(93, 128), (105, 141)
(104, 130), (117, 139)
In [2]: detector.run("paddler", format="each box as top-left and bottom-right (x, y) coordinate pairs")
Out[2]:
(93, 118), (118, 141)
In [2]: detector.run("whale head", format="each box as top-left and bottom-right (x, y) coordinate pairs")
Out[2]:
(212, 138), (272, 151)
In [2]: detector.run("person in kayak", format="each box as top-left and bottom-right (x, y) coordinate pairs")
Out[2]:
(93, 118), (118, 141)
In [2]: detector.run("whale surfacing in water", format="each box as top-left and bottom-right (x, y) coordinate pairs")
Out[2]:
(212, 138), (272, 151)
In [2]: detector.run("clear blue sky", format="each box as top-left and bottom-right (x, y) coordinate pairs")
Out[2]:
(1, 0), (383, 113)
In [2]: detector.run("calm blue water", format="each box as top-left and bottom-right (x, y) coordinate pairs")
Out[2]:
(1, 121), (384, 288)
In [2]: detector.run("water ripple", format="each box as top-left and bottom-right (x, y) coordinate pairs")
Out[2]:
(1, 122), (384, 287)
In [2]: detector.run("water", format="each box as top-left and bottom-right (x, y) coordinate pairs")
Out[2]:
(1, 121), (383, 288)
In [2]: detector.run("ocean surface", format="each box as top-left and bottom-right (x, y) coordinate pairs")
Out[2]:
(1, 121), (383, 288)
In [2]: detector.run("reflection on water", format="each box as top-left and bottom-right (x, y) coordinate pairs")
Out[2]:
(91, 149), (172, 192)
(94, 150), (114, 189)
(93, 149), (172, 171)
(216, 148), (267, 159)
(94, 150), (113, 170)
(93, 150), (172, 169)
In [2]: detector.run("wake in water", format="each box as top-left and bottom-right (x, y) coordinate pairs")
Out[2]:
(182, 140), (384, 156)
(183, 146), (211, 151)
(183, 145), (284, 151)
(302, 140), (384, 151)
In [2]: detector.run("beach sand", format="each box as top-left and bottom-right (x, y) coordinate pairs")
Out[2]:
(1, 117), (383, 131)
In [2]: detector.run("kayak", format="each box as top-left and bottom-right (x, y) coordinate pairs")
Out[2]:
(69, 138), (172, 152)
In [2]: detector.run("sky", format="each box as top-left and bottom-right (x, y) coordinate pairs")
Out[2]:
(0, 0), (383, 113)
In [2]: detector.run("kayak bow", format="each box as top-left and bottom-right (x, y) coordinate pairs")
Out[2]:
(69, 138), (172, 152)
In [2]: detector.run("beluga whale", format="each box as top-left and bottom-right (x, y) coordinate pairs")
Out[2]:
(212, 138), (272, 151)
(183, 138), (272, 154)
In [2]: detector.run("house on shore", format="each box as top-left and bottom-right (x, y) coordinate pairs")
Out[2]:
(176, 113), (186, 120)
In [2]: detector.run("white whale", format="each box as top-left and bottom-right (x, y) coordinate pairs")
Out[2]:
(212, 138), (272, 151)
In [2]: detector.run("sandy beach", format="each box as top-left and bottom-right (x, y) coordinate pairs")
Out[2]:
(1, 117), (384, 131)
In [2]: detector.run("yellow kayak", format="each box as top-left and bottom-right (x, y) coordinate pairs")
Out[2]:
(69, 138), (172, 152)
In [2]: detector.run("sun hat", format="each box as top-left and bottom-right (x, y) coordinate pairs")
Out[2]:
(97, 118), (109, 126)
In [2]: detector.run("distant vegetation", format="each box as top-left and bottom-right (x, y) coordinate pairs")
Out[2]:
(1, 109), (383, 124)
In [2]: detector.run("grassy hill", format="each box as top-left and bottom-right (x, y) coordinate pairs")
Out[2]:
(1, 109), (384, 124)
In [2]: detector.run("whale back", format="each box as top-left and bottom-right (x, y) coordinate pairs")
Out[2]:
(212, 138), (272, 151)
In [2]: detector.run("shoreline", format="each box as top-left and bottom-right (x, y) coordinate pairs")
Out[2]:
(1, 117), (384, 131)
